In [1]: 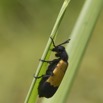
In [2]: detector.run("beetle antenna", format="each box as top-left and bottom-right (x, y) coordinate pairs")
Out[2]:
(50, 37), (56, 47)
(57, 39), (70, 46)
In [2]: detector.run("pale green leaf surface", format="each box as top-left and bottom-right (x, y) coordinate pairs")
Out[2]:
(41, 0), (103, 103)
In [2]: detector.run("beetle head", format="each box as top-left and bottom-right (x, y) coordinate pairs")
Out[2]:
(52, 45), (65, 52)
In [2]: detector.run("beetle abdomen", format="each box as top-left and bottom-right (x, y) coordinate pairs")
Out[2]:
(38, 82), (58, 98)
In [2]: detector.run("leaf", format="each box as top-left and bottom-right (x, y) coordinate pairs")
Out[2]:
(41, 0), (103, 103)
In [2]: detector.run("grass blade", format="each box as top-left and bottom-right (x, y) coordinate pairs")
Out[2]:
(41, 0), (103, 103)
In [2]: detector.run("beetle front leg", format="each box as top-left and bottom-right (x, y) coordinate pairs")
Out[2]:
(39, 59), (53, 64)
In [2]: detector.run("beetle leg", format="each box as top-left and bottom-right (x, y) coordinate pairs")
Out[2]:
(39, 59), (53, 63)
(43, 72), (54, 78)
(34, 72), (54, 79)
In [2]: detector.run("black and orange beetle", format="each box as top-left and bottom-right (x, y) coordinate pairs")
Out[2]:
(35, 37), (70, 98)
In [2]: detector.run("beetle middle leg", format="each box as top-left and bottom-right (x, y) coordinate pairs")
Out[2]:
(39, 59), (59, 64)
(34, 75), (44, 79)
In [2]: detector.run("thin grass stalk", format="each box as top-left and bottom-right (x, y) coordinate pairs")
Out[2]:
(24, 0), (71, 103)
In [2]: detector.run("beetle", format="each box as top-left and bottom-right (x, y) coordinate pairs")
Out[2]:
(35, 37), (70, 98)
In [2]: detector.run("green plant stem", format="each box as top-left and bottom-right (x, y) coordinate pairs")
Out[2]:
(24, 0), (71, 103)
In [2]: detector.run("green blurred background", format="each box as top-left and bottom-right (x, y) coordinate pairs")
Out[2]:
(0, 0), (103, 103)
